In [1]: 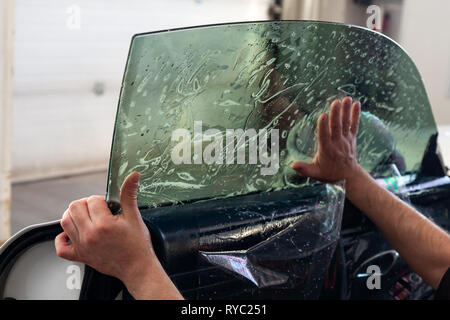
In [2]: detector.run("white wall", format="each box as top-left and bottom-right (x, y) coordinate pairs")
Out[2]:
(399, 0), (450, 125)
(398, 0), (450, 163)
(281, 0), (367, 28)
(12, 0), (270, 182)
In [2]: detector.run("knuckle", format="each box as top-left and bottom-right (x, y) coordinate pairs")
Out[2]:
(61, 217), (70, 229)
(87, 195), (102, 204)
(69, 200), (80, 212)
(125, 189), (137, 200)
(55, 247), (63, 258)
(70, 199), (88, 212)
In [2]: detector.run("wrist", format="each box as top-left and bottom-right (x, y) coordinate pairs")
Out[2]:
(123, 258), (183, 300)
(344, 164), (367, 188)
(344, 164), (375, 201)
(122, 256), (161, 293)
(120, 253), (160, 283)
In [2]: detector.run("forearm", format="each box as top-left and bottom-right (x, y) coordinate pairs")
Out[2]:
(346, 166), (450, 289)
(123, 259), (184, 300)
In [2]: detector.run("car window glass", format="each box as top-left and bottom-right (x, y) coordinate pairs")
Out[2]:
(106, 21), (437, 208)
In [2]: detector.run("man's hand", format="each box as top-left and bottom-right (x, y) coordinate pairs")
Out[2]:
(55, 172), (183, 299)
(291, 97), (361, 182)
(290, 96), (450, 290)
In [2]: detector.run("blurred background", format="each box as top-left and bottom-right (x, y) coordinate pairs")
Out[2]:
(0, 0), (449, 240)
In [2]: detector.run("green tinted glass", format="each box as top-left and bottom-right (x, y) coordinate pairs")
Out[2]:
(106, 21), (437, 208)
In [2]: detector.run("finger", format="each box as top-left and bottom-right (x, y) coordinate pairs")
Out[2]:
(317, 113), (330, 149)
(341, 97), (352, 136)
(120, 171), (141, 217)
(350, 100), (361, 136)
(68, 198), (91, 232)
(329, 99), (342, 140)
(291, 161), (321, 180)
(87, 195), (111, 222)
(55, 232), (77, 261)
(61, 209), (79, 243)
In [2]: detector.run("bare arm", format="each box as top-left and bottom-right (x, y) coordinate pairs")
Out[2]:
(291, 97), (450, 289)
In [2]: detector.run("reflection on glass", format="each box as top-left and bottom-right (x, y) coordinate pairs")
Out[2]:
(106, 21), (437, 208)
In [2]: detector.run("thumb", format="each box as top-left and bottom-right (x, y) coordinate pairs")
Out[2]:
(120, 171), (141, 216)
(290, 161), (320, 179)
